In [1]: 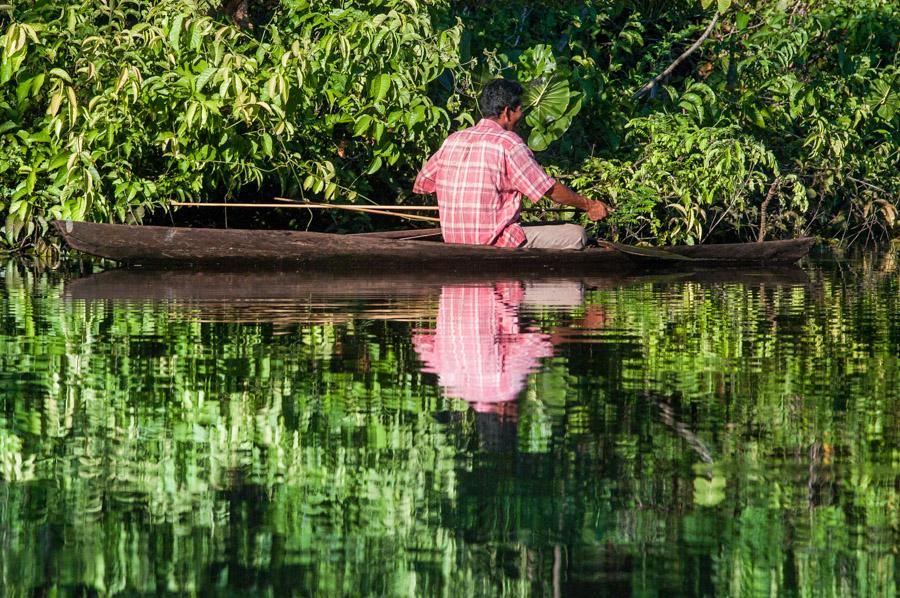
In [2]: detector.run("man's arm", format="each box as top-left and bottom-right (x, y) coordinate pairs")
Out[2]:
(413, 148), (442, 195)
(547, 182), (613, 221)
(506, 144), (612, 221)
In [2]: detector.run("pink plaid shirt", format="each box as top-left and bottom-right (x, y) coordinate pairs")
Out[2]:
(413, 119), (556, 248)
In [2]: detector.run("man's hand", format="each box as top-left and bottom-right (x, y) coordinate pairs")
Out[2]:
(548, 183), (613, 221)
(586, 199), (613, 221)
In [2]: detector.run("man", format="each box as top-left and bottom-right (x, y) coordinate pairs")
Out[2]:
(413, 78), (613, 250)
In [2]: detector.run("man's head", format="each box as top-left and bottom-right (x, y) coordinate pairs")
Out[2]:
(479, 79), (525, 131)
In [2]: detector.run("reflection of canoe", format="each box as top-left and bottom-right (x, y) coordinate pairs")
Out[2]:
(64, 268), (811, 302)
(63, 270), (602, 325)
(63, 267), (810, 326)
(54, 220), (815, 271)
(64, 269), (443, 326)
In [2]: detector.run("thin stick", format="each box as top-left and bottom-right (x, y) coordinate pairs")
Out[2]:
(171, 202), (440, 222)
(275, 197), (581, 213)
(273, 197), (441, 211)
(847, 176), (896, 198)
(633, 12), (720, 100)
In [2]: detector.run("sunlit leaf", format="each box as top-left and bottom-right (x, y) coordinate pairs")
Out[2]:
(369, 74), (391, 104)
(169, 15), (183, 52)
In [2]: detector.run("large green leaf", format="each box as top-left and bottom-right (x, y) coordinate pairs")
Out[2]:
(169, 15), (183, 52)
(517, 44), (556, 80)
(523, 76), (570, 127)
(693, 475), (726, 507)
(365, 155), (382, 174)
(353, 114), (372, 137)
(524, 88), (580, 151)
(527, 128), (553, 152)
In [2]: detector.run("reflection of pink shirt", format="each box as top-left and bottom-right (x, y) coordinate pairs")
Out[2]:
(412, 284), (554, 413)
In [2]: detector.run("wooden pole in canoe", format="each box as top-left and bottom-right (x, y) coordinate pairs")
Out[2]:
(272, 197), (440, 210)
(273, 198), (578, 213)
(170, 199), (578, 224)
(170, 202), (440, 223)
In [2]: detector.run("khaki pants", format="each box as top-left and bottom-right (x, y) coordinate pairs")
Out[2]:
(522, 223), (588, 250)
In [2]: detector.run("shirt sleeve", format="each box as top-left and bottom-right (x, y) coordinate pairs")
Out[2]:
(413, 147), (443, 194)
(506, 142), (556, 202)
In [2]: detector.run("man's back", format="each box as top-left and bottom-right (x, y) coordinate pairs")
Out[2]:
(413, 119), (555, 248)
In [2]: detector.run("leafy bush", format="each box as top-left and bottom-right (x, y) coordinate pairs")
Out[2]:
(0, 0), (462, 252)
(0, 0), (897, 252)
(456, 0), (898, 245)
(571, 113), (809, 244)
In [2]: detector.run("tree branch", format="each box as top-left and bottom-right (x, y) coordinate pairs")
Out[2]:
(633, 12), (720, 100)
(847, 175), (896, 198)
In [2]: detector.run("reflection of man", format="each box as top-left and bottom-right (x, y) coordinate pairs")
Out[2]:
(413, 79), (612, 250)
(412, 283), (554, 415)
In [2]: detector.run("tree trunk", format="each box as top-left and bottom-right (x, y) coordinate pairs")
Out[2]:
(758, 177), (781, 243)
(221, 0), (251, 29)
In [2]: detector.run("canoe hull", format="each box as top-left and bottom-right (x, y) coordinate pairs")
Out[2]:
(53, 220), (815, 271)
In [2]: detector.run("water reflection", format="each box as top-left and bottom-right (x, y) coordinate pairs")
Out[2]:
(1, 255), (897, 596)
(412, 281), (611, 453)
(413, 283), (554, 415)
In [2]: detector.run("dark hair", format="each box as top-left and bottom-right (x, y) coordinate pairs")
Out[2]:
(478, 79), (524, 118)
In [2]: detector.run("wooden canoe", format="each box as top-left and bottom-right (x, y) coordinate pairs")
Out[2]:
(53, 220), (815, 272)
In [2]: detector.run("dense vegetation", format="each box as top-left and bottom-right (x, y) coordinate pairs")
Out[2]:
(0, 0), (897, 253)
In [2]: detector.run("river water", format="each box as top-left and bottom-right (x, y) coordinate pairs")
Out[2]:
(0, 248), (897, 596)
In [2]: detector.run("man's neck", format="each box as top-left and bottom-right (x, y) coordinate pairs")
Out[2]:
(487, 116), (514, 132)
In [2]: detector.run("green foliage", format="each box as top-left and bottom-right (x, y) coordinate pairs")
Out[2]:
(0, 0), (462, 250)
(0, 0), (898, 250)
(571, 113), (809, 244)
(456, 0), (899, 245)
